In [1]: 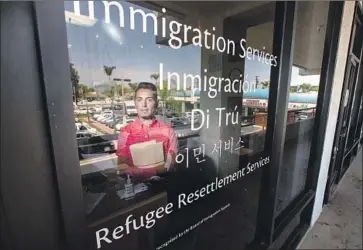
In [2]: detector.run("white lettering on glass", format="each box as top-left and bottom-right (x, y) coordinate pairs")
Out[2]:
(94, 156), (271, 248)
(70, 1), (278, 67)
(158, 63), (256, 99)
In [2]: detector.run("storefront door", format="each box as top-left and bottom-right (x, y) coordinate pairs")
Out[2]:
(326, 2), (363, 203)
(59, 1), (299, 249)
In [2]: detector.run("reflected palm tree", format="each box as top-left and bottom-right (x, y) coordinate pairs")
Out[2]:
(70, 63), (80, 103)
(128, 82), (138, 93)
(104, 65), (117, 132)
(260, 81), (270, 89)
(298, 83), (312, 93)
(150, 73), (160, 84)
(157, 80), (176, 116)
(103, 65), (116, 96)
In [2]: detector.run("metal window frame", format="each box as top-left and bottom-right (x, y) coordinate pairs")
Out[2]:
(274, 1), (344, 248)
(250, 1), (297, 247)
(325, 1), (363, 204)
(32, 2), (87, 250)
(253, 1), (344, 248)
(272, 1), (344, 248)
(304, 1), (344, 193)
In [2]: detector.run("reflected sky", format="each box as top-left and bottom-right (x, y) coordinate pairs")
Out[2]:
(64, 1), (319, 87)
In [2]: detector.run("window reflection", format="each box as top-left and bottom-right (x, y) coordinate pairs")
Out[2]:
(275, 1), (328, 216)
(65, 1), (276, 249)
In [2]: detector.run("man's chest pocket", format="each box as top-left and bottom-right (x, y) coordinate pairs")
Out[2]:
(127, 132), (149, 145)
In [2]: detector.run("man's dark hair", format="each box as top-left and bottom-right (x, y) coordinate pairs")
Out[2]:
(135, 82), (158, 100)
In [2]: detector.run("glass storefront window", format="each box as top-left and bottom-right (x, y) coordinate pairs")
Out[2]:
(64, 1), (276, 249)
(275, 1), (329, 216)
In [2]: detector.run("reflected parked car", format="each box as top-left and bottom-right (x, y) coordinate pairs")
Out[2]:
(92, 105), (103, 113)
(94, 110), (113, 120)
(75, 122), (97, 135)
(296, 114), (309, 121)
(115, 119), (135, 131)
(98, 115), (113, 123)
(113, 104), (122, 110)
(104, 115), (122, 127)
(165, 109), (177, 118)
(171, 117), (191, 127)
(184, 112), (193, 118)
(74, 107), (89, 115)
(76, 131), (93, 139)
(155, 108), (177, 118)
(109, 118), (124, 129)
(96, 111), (113, 122)
(77, 135), (117, 157)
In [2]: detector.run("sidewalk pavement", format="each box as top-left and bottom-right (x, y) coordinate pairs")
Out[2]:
(298, 150), (362, 249)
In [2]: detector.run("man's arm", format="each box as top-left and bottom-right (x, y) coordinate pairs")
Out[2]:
(117, 155), (131, 166)
(164, 152), (176, 170)
(116, 127), (131, 168)
(165, 128), (178, 171)
(116, 126), (158, 178)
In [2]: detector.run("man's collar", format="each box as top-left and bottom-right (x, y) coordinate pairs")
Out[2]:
(135, 117), (158, 127)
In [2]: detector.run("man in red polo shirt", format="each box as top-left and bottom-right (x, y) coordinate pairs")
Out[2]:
(116, 82), (178, 178)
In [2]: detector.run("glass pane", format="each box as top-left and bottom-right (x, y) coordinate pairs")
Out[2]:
(275, 1), (329, 216)
(64, 1), (276, 249)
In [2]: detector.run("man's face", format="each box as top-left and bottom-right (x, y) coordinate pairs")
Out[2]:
(135, 88), (157, 119)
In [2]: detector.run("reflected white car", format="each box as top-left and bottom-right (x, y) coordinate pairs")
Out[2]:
(96, 112), (113, 122)
(75, 122), (97, 134)
(115, 119), (135, 131)
(183, 112), (200, 119)
(296, 114), (308, 120)
(98, 114), (113, 123)
(74, 107), (89, 115)
(93, 106), (103, 113)
(93, 113), (101, 119)
(99, 110), (113, 116)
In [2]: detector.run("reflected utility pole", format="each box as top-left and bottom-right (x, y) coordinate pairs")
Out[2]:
(113, 78), (131, 134)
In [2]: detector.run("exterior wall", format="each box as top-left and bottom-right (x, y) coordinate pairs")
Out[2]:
(294, 2), (329, 74)
(310, 1), (356, 226)
(0, 2), (64, 249)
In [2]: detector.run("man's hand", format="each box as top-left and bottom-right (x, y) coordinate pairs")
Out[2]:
(164, 153), (176, 171)
(124, 167), (157, 179)
(117, 156), (131, 166)
(117, 155), (170, 179)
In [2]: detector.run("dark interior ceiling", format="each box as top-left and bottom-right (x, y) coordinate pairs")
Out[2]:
(226, 2), (275, 28)
(136, 1), (272, 21)
(169, 1), (240, 16)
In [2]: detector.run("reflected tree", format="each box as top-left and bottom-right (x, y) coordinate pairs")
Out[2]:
(261, 81), (270, 89)
(311, 86), (319, 92)
(128, 82), (138, 94)
(157, 80), (175, 116)
(103, 65), (116, 95)
(77, 84), (94, 98)
(121, 82), (138, 100)
(150, 73), (159, 85)
(70, 63), (80, 103)
(298, 83), (312, 93)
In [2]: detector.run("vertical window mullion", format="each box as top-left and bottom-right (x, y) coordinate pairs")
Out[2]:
(254, 1), (297, 246)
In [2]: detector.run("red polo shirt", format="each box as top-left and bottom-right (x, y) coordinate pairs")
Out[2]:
(116, 118), (178, 177)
